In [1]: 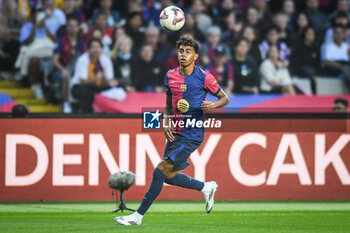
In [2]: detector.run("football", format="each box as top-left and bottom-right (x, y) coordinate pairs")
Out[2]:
(159, 6), (185, 32)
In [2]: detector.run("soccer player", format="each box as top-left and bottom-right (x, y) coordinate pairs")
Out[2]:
(115, 35), (229, 226)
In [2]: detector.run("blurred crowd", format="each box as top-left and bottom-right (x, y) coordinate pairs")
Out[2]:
(0, 0), (350, 113)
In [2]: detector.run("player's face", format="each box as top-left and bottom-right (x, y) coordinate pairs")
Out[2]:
(178, 45), (198, 67)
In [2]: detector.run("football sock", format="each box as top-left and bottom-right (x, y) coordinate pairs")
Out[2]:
(137, 168), (166, 215)
(165, 173), (204, 191)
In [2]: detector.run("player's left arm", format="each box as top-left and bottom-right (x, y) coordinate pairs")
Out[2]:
(202, 89), (229, 112)
(202, 73), (229, 112)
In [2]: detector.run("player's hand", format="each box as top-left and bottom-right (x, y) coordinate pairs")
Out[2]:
(202, 100), (216, 112)
(163, 119), (175, 142)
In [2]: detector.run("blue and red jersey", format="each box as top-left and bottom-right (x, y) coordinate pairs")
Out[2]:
(54, 35), (86, 66)
(164, 66), (221, 142)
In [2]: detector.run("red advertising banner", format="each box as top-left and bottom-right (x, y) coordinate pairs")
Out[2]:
(0, 118), (349, 202)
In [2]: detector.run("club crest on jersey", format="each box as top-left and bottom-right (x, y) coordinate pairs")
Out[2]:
(180, 84), (187, 92)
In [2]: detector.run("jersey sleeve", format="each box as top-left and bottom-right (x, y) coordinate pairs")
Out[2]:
(164, 73), (171, 96)
(204, 72), (221, 96)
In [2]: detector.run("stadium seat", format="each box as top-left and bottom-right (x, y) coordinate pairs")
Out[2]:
(292, 77), (312, 95)
(316, 77), (349, 95)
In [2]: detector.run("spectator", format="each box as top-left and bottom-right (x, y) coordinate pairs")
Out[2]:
(244, 5), (260, 28)
(63, 0), (74, 15)
(232, 38), (259, 94)
(144, 26), (171, 65)
(39, 0), (66, 35)
(240, 25), (262, 65)
(16, 0), (66, 98)
(113, 25), (126, 41)
(70, 38), (120, 113)
(333, 98), (348, 113)
(92, 0), (120, 27)
(281, 0), (296, 32)
(110, 25), (126, 50)
(52, 15), (85, 113)
(181, 12), (205, 43)
(62, 0), (87, 37)
(322, 25), (350, 84)
(205, 45), (234, 95)
(305, 0), (330, 37)
(63, 0), (85, 22)
(127, 0), (143, 13)
(290, 26), (320, 94)
(74, 0), (85, 18)
(200, 26), (230, 66)
(132, 43), (163, 92)
(259, 26), (290, 62)
(17, 0), (41, 19)
(141, 0), (161, 26)
(202, 0), (220, 23)
(291, 12), (311, 46)
(324, 12), (350, 44)
(273, 12), (292, 46)
(259, 45), (295, 95)
(191, 0), (212, 36)
(251, 0), (273, 29)
(220, 0), (235, 14)
(81, 0), (99, 20)
(125, 12), (144, 49)
(110, 35), (135, 92)
(219, 10), (242, 47)
(85, 12), (113, 56)
(328, 0), (350, 21)
(0, 0), (26, 71)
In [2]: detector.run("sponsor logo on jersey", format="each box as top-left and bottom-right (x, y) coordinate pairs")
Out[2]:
(177, 99), (189, 113)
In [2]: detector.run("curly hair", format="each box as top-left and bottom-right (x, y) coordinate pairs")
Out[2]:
(176, 34), (199, 54)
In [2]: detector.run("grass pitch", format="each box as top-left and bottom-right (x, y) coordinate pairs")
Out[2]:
(0, 201), (349, 233)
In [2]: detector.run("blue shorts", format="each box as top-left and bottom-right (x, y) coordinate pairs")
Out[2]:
(163, 134), (202, 172)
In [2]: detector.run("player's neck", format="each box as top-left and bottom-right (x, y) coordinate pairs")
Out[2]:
(180, 63), (195, 76)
